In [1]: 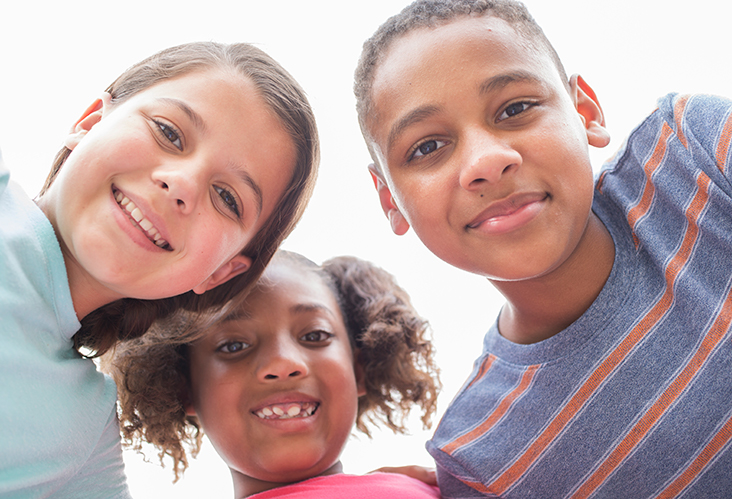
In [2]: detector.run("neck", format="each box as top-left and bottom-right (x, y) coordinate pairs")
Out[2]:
(36, 194), (120, 320)
(233, 461), (344, 498)
(491, 213), (614, 344)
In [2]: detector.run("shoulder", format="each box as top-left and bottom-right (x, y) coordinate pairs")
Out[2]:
(654, 93), (732, 176)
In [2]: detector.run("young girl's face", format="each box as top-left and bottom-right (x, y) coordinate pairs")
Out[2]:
(38, 69), (295, 313)
(186, 261), (365, 491)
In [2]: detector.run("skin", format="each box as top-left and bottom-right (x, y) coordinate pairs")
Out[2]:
(36, 69), (295, 319)
(186, 261), (366, 498)
(366, 16), (615, 344)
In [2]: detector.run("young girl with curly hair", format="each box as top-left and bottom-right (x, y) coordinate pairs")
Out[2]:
(113, 251), (441, 498)
(0, 42), (317, 498)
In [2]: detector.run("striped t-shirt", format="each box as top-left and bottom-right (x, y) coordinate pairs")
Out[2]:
(428, 93), (732, 498)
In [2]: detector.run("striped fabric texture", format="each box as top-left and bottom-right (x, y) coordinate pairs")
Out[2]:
(427, 94), (732, 498)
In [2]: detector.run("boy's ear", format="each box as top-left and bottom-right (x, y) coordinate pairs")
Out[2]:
(570, 75), (611, 149)
(368, 164), (410, 236)
(192, 254), (251, 295)
(64, 93), (111, 150)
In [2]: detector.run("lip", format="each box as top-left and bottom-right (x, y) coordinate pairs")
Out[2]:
(251, 392), (321, 431)
(467, 191), (548, 235)
(111, 186), (174, 252)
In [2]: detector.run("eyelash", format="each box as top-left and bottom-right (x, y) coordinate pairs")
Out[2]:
(217, 340), (250, 354)
(152, 119), (183, 150)
(300, 330), (333, 344)
(213, 185), (242, 218)
(407, 138), (448, 162)
(497, 101), (536, 121)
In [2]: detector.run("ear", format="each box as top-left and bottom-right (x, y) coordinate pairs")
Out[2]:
(192, 254), (252, 295)
(570, 75), (611, 149)
(353, 351), (367, 398)
(64, 93), (111, 150)
(368, 164), (410, 236)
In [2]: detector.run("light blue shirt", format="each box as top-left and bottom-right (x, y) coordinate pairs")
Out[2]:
(0, 158), (130, 498)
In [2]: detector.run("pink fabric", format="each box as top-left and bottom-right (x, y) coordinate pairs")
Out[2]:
(251, 472), (441, 498)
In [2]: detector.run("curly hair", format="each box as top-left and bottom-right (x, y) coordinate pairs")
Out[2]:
(42, 41), (319, 358)
(354, 0), (567, 165)
(111, 251), (440, 481)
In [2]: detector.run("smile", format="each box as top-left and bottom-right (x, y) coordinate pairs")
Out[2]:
(114, 189), (172, 251)
(467, 192), (547, 234)
(254, 401), (319, 420)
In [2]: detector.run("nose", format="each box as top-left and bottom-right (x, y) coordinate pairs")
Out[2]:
(152, 163), (203, 214)
(256, 337), (309, 382)
(458, 129), (522, 191)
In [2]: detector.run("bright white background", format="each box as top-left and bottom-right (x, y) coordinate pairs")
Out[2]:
(1, 1), (729, 497)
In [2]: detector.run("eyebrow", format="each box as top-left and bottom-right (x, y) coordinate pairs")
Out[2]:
(478, 71), (543, 95)
(291, 302), (337, 319)
(388, 105), (441, 150)
(220, 302), (336, 324)
(387, 71), (544, 150)
(156, 97), (207, 134)
(234, 167), (263, 217)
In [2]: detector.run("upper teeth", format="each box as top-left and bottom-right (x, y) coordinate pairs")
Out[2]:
(255, 402), (318, 420)
(114, 190), (171, 250)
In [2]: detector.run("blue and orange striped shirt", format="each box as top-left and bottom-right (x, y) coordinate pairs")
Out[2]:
(427, 93), (732, 498)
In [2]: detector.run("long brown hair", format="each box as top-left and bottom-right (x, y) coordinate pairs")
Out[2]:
(41, 42), (319, 356)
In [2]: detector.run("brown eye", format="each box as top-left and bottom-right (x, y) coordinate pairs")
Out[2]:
(411, 139), (447, 160)
(301, 331), (332, 343)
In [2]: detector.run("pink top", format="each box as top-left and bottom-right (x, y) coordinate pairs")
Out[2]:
(250, 472), (441, 498)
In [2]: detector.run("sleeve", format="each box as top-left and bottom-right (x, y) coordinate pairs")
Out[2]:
(435, 464), (495, 498)
(665, 93), (732, 195)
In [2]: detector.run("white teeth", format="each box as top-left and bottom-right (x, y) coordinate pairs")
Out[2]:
(113, 189), (172, 251)
(255, 402), (318, 420)
(130, 207), (143, 222)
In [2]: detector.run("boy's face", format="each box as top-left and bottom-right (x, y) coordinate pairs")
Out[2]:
(186, 261), (364, 490)
(366, 16), (609, 281)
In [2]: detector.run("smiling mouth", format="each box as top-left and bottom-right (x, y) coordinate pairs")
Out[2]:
(254, 402), (319, 420)
(114, 189), (173, 251)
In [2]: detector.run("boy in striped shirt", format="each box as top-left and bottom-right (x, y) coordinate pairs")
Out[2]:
(354, 0), (732, 497)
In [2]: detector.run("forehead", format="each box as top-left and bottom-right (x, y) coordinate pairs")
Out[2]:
(367, 16), (563, 140)
(244, 261), (339, 317)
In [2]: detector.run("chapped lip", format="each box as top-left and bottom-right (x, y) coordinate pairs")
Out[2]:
(467, 191), (548, 229)
(112, 185), (174, 251)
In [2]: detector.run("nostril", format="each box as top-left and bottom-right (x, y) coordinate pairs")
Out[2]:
(289, 371), (301, 377)
(264, 374), (278, 380)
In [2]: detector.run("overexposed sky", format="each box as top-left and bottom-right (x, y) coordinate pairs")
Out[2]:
(1, 1), (730, 497)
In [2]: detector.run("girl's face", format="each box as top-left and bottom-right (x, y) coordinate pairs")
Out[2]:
(187, 261), (365, 494)
(37, 69), (295, 316)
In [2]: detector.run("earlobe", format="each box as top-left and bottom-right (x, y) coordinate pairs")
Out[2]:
(368, 164), (410, 236)
(64, 93), (111, 150)
(192, 254), (251, 295)
(570, 75), (611, 149)
(353, 352), (367, 398)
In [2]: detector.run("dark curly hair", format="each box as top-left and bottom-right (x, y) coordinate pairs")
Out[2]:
(354, 0), (568, 167)
(111, 251), (440, 481)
